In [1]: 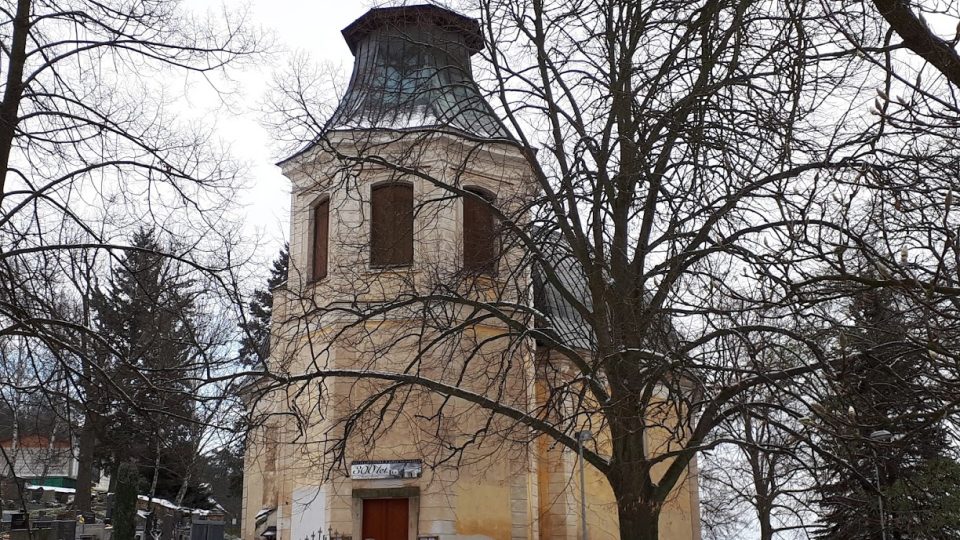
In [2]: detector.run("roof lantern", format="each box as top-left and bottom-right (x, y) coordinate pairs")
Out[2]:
(325, 4), (513, 141)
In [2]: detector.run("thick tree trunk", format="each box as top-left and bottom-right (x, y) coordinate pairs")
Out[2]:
(757, 504), (774, 540)
(606, 356), (666, 540)
(0, 0), (31, 201)
(610, 461), (665, 540)
(616, 496), (662, 540)
(74, 412), (98, 513)
(609, 428), (663, 540)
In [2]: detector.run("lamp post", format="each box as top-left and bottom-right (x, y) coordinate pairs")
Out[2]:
(869, 429), (894, 540)
(576, 430), (593, 540)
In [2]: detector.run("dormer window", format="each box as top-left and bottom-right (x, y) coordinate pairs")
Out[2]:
(370, 183), (414, 267)
(311, 197), (329, 281)
(462, 188), (497, 274)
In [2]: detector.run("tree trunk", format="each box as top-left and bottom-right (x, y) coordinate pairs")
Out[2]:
(38, 423), (59, 484)
(174, 468), (192, 507)
(609, 439), (662, 540)
(108, 459), (120, 492)
(148, 437), (161, 500)
(757, 503), (773, 540)
(175, 424), (202, 508)
(76, 274), (101, 514)
(0, 0), (31, 201)
(616, 497), (662, 540)
(145, 439), (161, 540)
(74, 412), (98, 513)
(605, 365), (665, 540)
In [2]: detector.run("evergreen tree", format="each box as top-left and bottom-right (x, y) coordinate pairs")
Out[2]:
(92, 228), (203, 503)
(237, 245), (288, 367)
(112, 462), (139, 540)
(198, 443), (245, 527)
(217, 244), (287, 522)
(817, 286), (960, 539)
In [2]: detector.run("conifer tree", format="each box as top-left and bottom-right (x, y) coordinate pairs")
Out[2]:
(817, 286), (960, 539)
(92, 228), (202, 502)
(221, 244), (288, 517)
(112, 462), (138, 540)
(237, 245), (289, 367)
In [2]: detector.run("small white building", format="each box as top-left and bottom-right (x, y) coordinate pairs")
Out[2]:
(0, 434), (79, 488)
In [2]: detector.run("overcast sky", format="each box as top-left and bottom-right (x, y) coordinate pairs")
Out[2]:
(205, 0), (957, 272)
(198, 1), (374, 261)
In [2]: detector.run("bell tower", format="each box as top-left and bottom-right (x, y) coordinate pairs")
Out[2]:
(278, 4), (528, 293)
(329, 4), (513, 140)
(242, 4), (703, 540)
(243, 5), (540, 540)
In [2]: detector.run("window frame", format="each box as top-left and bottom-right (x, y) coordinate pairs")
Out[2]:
(461, 186), (498, 275)
(310, 195), (330, 282)
(369, 181), (415, 269)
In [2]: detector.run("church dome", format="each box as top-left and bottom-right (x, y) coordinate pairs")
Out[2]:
(325, 4), (514, 141)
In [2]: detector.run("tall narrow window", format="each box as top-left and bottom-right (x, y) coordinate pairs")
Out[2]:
(463, 188), (497, 274)
(370, 183), (414, 267)
(312, 198), (329, 281)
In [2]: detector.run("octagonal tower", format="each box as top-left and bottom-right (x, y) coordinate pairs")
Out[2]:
(240, 5), (701, 540)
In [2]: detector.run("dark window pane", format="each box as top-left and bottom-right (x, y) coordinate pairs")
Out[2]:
(463, 189), (496, 274)
(371, 183), (414, 267)
(312, 199), (329, 281)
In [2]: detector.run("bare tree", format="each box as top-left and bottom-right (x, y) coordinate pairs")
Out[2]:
(700, 390), (819, 539)
(0, 0), (261, 512)
(256, 1), (960, 539)
(859, 0), (960, 90)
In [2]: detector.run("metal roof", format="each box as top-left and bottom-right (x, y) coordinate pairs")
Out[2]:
(531, 235), (679, 354)
(341, 5), (484, 55)
(532, 240), (596, 352)
(323, 4), (514, 142)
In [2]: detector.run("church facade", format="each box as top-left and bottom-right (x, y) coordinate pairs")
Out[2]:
(240, 5), (701, 540)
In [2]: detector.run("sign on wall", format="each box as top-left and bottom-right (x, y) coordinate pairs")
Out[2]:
(349, 460), (422, 480)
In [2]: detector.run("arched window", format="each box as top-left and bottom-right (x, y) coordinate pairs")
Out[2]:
(462, 188), (497, 274)
(311, 197), (329, 281)
(370, 183), (414, 267)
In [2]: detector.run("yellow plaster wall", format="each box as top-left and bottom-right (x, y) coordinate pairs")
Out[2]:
(533, 351), (701, 540)
(454, 483), (512, 539)
(535, 426), (700, 540)
(241, 134), (701, 540)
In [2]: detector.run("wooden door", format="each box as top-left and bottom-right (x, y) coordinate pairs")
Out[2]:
(361, 498), (409, 540)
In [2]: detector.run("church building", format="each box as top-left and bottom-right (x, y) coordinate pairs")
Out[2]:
(241, 5), (701, 540)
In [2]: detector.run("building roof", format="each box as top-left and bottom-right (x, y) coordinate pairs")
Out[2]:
(0, 435), (72, 449)
(531, 234), (680, 354)
(281, 4), (514, 167)
(326, 4), (513, 140)
(341, 4), (484, 55)
(0, 402), (71, 442)
(532, 236), (596, 351)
